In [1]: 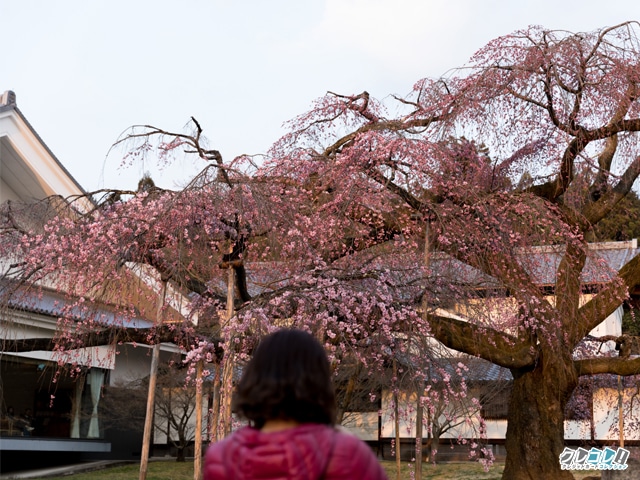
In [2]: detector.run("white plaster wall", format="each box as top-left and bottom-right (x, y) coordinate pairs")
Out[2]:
(341, 412), (379, 441)
(593, 387), (640, 441)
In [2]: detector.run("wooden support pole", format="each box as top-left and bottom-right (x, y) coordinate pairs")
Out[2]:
(194, 361), (204, 480)
(139, 282), (166, 480)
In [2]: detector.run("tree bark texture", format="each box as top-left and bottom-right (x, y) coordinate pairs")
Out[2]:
(503, 358), (576, 480)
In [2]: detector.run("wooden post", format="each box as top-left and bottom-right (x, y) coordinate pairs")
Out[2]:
(206, 382), (214, 443)
(220, 261), (235, 437)
(194, 361), (204, 480)
(211, 365), (221, 441)
(415, 218), (430, 480)
(393, 359), (401, 480)
(415, 390), (423, 480)
(139, 281), (166, 480)
(618, 375), (624, 448)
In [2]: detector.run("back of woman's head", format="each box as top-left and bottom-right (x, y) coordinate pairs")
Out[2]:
(233, 329), (336, 429)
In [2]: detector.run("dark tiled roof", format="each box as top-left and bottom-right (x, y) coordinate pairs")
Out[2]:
(519, 241), (639, 286)
(4, 286), (153, 329)
(432, 240), (640, 289)
(394, 351), (512, 382)
(426, 357), (512, 383)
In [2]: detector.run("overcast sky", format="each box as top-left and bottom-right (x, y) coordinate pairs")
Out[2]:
(2, 1), (639, 191)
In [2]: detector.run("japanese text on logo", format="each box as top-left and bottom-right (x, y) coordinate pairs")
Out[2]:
(559, 446), (629, 471)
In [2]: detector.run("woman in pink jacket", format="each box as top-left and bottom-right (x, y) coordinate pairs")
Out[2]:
(203, 329), (388, 480)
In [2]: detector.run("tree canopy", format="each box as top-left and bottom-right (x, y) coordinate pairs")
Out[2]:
(3, 22), (640, 480)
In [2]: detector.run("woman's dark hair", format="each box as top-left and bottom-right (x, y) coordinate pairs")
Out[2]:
(233, 329), (336, 429)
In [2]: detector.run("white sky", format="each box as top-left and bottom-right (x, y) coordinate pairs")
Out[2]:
(1, 0), (639, 191)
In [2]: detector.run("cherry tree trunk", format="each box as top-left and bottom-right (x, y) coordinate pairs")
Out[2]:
(503, 358), (576, 480)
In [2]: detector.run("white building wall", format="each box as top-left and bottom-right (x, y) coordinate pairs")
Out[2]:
(588, 306), (623, 354)
(593, 387), (640, 441)
(341, 412), (379, 441)
(153, 393), (209, 444)
(564, 420), (591, 440)
(109, 343), (181, 385)
(0, 177), (19, 202)
(378, 390), (509, 439)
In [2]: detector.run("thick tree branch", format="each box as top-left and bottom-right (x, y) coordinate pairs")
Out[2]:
(573, 253), (640, 344)
(583, 155), (640, 226)
(528, 137), (584, 201)
(575, 356), (640, 376)
(427, 313), (536, 369)
(556, 241), (587, 342)
(589, 135), (618, 201)
(322, 113), (441, 159)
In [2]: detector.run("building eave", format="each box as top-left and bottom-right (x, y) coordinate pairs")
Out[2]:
(0, 90), (91, 204)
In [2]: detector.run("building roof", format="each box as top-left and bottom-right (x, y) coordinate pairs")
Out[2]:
(430, 240), (640, 292)
(396, 353), (513, 383)
(2, 282), (153, 329)
(0, 90), (87, 200)
(521, 240), (640, 286)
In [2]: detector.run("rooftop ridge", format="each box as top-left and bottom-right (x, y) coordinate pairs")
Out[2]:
(521, 239), (637, 254)
(0, 89), (89, 198)
(1, 90), (16, 107)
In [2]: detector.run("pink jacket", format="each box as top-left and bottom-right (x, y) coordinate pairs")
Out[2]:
(203, 424), (388, 480)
